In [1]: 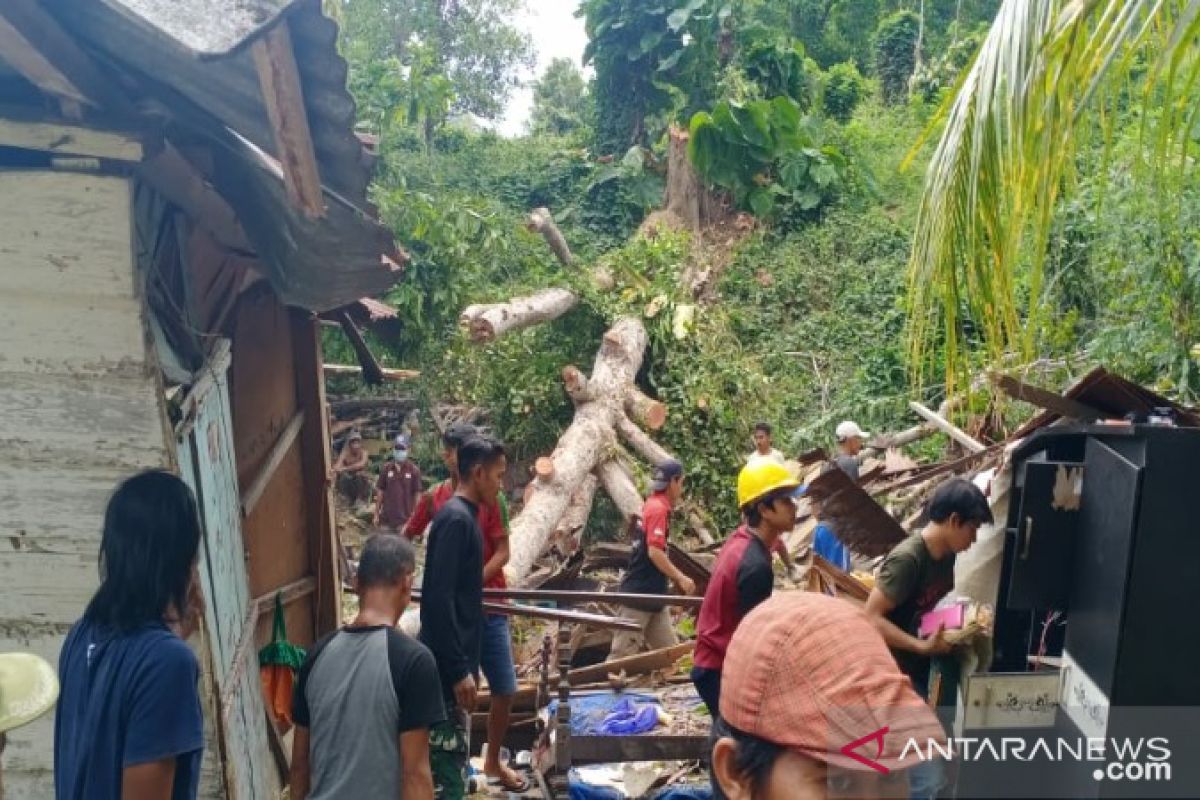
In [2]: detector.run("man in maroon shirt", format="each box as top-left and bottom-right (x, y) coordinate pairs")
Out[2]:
(374, 434), (423, 532)
(691, 461), (800, 717)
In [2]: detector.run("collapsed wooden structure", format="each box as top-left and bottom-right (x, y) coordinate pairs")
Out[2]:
(0, 1), (399, 796)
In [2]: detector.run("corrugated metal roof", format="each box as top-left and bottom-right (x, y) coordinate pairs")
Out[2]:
(96, 0), (293, 55)
(37, 0), (400, 311)
(56, 0), (371, 206)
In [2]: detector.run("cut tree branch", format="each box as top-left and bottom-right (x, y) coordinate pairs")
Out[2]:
(459, 288), (578, 343)
(625, 387), (667, 431)
(526, 207), (574, 266)
(596, 458), (642, 521)
(908, 401), (987, 453)
(616, 416), (675, 466)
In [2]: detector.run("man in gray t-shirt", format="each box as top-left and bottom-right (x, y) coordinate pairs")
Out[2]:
(291, 535), (444, 800)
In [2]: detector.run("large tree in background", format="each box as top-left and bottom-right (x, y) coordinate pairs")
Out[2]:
(905, 0), (1200, 395)
(529, 58), (591, 136)
(335, 0), (534, 136)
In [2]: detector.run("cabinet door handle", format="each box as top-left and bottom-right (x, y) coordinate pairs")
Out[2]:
(1020, 516), (1034, 560)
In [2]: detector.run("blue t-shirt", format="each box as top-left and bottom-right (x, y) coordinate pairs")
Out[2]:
(54, 618), (204, 800)
(813, 521), (852, 572)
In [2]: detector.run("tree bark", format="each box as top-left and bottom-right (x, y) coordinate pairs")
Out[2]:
(506, 318), (652, 584)
(663, 126), (724, 233)
(616, 416), (675, 466)
(553, 474), (598, 555)
(596, 458), (643, 521)
(526, 207), (574, 266)
(459, 288), (578, 343)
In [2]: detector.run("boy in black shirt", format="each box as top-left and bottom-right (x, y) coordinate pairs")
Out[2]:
(420, 436), (508, 800)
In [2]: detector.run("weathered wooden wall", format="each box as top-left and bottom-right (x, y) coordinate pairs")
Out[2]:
(0, 172), (171, 797)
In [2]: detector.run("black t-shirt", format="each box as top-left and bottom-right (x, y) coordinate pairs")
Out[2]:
(419, 495), (484, 698)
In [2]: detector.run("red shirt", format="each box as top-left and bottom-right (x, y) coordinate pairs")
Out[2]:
(404, 481), (509, 589)
(617, 493), (673, 598)
(694, 525), (774, 670)
(376, 460), (423, 527)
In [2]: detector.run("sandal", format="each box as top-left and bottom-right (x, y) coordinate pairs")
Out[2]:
(486, 769), (531, 794)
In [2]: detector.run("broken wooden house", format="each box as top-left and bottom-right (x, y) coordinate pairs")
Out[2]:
(0, 1), (401, 796)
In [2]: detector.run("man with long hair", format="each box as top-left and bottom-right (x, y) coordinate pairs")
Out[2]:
(54, 471), (205, 800)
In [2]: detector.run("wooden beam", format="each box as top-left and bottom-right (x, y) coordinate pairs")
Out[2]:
(336, 311), (386, 386)
(139, 144), (253, 252)
(294, 313), (341, 636)
(251, 21), (324, 218)
(0, 0), (132, 114)
(564, 642), (694, 686)
(251, 576), (316, 617)
(323, 363), (421, 381)
(991, 372), (1103, 422)
(0, 115), (143, 160)
(482, 588), (704, 609)
(570, 735), (710, 765)
(908, 401), (987, 453)
(412, 591), (642, 631)
(240, 410), (306, 517)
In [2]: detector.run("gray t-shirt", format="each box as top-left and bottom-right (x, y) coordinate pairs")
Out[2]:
(294, 626), (445, 799)
(832, 453), (861, 481)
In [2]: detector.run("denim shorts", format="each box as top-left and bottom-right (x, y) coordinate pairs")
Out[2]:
(479, 613), (517, 696)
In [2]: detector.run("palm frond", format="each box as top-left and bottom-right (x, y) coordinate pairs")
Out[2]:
(905, 0), (1200, 394)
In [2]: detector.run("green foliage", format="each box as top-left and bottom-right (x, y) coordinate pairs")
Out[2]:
(873, 10), (920, 105)
(822, 61), (867, 122)
(580, 0), (731, 153)
(336, 0), (533, 134)
(688, 97), (847, 217)
(739, 37), (819, 109)
(530, 58), (592, 137)
(910, 27), (986, 102)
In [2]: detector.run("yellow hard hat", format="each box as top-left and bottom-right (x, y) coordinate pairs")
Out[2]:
(738, 461), (802, 509)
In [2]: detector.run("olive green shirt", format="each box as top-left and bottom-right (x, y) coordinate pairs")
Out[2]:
(876, 534), (955, 691)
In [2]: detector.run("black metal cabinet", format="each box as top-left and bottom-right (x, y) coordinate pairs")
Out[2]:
(1006, 460), (1084, 610)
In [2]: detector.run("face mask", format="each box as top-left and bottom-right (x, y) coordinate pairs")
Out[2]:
(394, 449), (408, 462)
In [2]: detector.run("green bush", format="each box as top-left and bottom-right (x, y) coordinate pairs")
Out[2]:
(823, 61), (866, 122)
(874, 11), (920, 106)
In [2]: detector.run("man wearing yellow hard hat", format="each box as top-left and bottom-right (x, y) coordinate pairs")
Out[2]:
(690, 461), (801, 718)
(0, 652), (59, 799)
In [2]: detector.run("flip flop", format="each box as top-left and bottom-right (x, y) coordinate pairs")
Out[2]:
(486, 770), (532, 794)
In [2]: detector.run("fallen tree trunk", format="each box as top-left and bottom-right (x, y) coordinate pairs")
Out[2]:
(459, 288), (578, 343)
(507, 318), (655, 584)
(527, 207), (574, 266)
(552, 474), (598, 555)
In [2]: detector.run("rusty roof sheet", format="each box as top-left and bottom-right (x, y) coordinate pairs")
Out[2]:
(1011, 368), (1200, 439)
(38, 0), (401, 311)
(58, 0), (371, 206)
(805, 467), (908, 558)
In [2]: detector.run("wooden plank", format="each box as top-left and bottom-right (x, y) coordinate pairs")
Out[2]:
(139, 145), (253, 252)
(323, 363), (421, 381)
(481, 602), (642, 632)
(564, 642), (693, 686)
(0, 115), (143, 160)
(570, 734), (709, 764)
(991, 373), (1104, 422)
(482, 588), (704, 609)
(909, 401), (987, 453)
(251, 21), (324, 217)
(240, 410), (305, 518)
(293, 312), (341, 637)
(0, 3), (91, 107)
(0, 172), (136, 300)
(251, 576), (316, 617)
